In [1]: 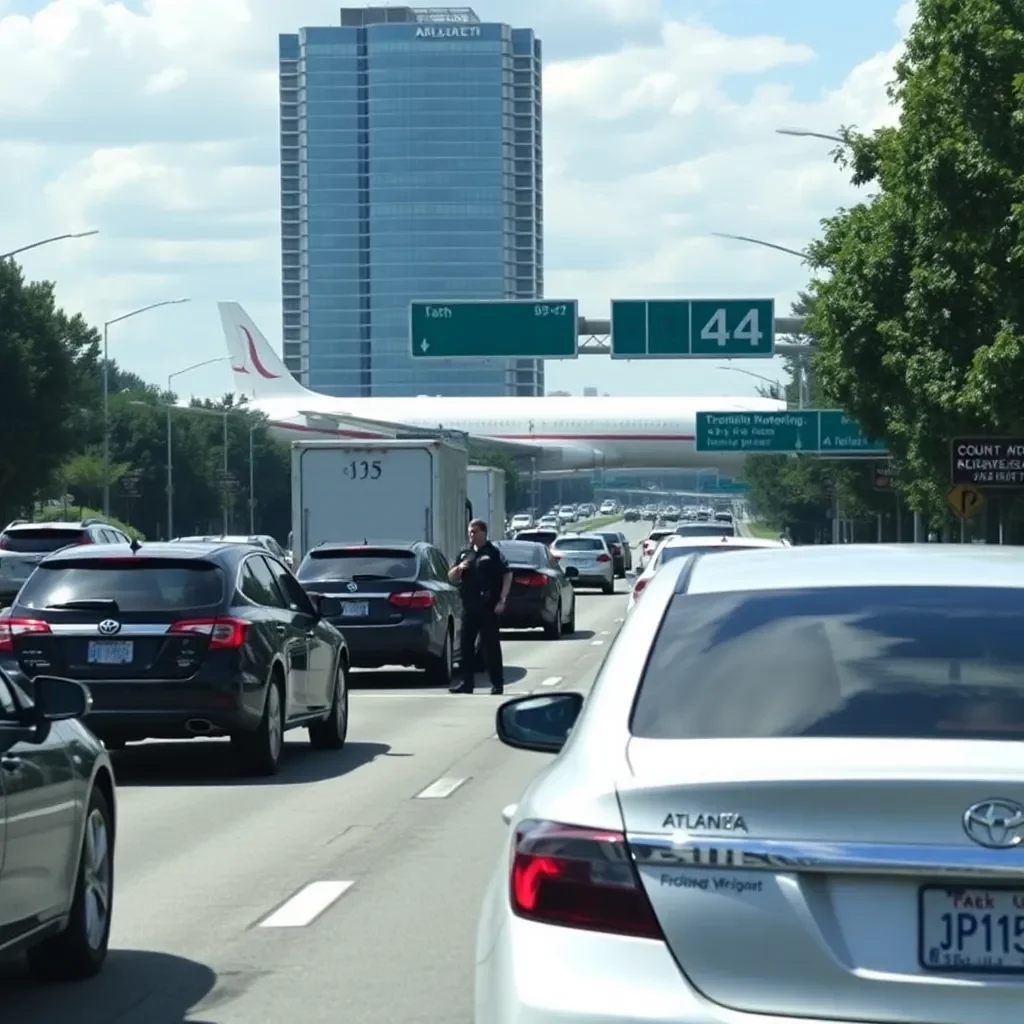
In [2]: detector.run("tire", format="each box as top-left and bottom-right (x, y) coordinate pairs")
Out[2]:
(309, 660), (349, 750)
(543, 602), (563, 640)
(27, 784), (114, 982)
(426, 625), (454, 686)
(602, 578), (615, 595)
(233, 675), (284, 776)
(564, 596), (576, 635)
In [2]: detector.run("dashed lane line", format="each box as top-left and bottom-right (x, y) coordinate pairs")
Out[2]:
(416, 775), (470, 799)
(258, 881), (355, 928)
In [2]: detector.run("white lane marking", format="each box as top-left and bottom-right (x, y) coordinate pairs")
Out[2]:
(416, 776), (469, 799)
(591, 639), (604, 646)
(600, 630), (610, 635)
(259, 881), (354, 928)
(540, 676), (563, 687)
(614, 618), (623, 623)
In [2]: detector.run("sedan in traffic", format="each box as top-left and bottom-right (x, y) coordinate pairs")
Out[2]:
(549, 534), (615, 594)
(296, 541), (462, 686)
(478, 544), (1024, 1023)
(0, 540), (349, 775)
(495, 540), (576, 639)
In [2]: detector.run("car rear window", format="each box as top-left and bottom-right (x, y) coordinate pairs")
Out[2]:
(16, 559), (224, 613)
(632, 586), (1024, 742)
(298, 547), (417, 581)
(647, 530), (671, 542)
(554, 537), (603, 551)
(2, 527), (82, 553)
(497, 541), (543, 567)
(674, 523), (734, 537)
(515, 530), (558, 547)
(597, 533), (621, 546)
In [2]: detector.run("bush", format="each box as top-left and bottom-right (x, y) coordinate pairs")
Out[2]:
(34, 504), (145, 541)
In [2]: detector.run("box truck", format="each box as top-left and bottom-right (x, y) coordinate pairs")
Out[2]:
(467, 465), (507, 536)
(291, 439), (469, 564)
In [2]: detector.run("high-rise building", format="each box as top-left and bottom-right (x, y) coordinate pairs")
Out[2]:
(279, 6), (544, 397)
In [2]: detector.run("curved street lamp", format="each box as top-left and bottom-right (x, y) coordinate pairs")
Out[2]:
(1, 230), (100, 260)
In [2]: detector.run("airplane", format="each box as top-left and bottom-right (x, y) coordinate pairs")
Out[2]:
(217, 302), (785, 476)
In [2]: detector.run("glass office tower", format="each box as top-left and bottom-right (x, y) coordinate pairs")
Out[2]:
(279, 6), (544, 397)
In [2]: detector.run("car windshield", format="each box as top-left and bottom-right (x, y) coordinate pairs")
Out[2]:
(2, 527), (83, 553)
(298, 547), (416, 581)
(497, 541), (544, 567)
(674, 524), (734, 537)
(16, 559), (224, 613)
(632, 586), (1024, 741)
(555, 537), (603, 551)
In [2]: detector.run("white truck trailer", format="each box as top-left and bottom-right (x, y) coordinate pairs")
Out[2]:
(291, 439), (469, 564)
(466, 465), (507, 537)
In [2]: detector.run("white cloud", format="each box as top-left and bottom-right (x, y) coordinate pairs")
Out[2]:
(0, 0), (912, 398)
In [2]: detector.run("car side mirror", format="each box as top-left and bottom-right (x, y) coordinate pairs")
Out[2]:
(315, 595), (342, 618)
(32, 676), (92, 721)
(496, 692), (584, 754)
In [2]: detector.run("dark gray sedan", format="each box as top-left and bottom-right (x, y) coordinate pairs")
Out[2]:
(0, 671), (115, 980)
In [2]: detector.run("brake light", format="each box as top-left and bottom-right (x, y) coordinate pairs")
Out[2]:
(0, 617), (51, 652)
(633, 577), (650, 596)
(517, 573), (547, 587)
(169, 617), (247, 649)
(77, 534), (93, 545)
(510, 820), (663, 939)
(551, 551), (563, 558)
(388, 590), (434, 609)
(0, 536), (8, 550)
(596, 553), (610, 563)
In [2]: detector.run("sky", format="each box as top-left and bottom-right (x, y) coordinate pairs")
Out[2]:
(0, 0), (915, 402)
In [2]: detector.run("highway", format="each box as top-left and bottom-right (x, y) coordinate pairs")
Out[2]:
(2, 519), (650, 1024)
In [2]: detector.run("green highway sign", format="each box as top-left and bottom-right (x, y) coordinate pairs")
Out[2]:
(696, 409), (887, 454)
(610, 298), (775, 359)
(410, 300), (578, 360)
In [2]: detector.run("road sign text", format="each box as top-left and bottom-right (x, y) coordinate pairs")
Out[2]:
(951, 438), (1024, 488)
(696, 410), (886, 455)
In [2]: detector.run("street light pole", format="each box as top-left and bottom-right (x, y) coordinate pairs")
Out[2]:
(165, 357), (230, 539)
(720, 366), (785, 401)
(248, 424), (256, 534)
(1, 229), (99, 261)
(222, 412), (229, 534)
(776, 127), (844, 144)
(102, 298), (190, 516)
(711, 232), (809, 260)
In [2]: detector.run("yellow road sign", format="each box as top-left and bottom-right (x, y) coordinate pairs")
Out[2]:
(947, 483), (985, 521)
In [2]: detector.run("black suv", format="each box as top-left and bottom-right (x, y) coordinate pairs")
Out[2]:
(0, 518), (132, 604)
(0, 540), (350, 775)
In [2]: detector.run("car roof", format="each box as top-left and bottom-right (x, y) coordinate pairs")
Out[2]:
(685, 543), (1024, 595)
(555, 532), (604, 540)
(42, 541), (240, 563)
(662, 534), (781, 550)
(6, 521), (91, 531)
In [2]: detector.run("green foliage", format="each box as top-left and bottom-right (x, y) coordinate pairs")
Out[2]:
(35, 504), (143, 540)
(0, 260), (100, 521)
(805, 0), (1024, 522)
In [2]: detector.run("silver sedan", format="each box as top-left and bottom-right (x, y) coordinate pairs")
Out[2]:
(477, 544), (1024, 1023)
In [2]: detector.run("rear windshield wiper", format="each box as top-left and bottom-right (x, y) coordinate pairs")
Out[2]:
(45, 599), (121, 612)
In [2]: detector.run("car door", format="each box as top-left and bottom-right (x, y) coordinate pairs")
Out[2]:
(426, 546), (461, 652)
(546, 548), (573, 618)
(263, 556), (333, 714)
(0, 674), (77, 939)
(238, 555), (308, 720)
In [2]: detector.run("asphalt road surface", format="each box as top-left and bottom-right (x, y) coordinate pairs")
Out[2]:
(2, 520), (649, 1024)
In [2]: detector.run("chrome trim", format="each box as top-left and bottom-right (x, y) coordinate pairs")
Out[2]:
(627, 832), (1024, 881)
(48, 623), (172, 636)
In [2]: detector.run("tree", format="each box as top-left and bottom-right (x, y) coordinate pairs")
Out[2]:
(0, 260), (100, 521)
(59, 447), (129, 509)
(806, 0), (1024, 525)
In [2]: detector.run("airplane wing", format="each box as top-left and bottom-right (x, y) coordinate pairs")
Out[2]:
(295, 409), (547, 458)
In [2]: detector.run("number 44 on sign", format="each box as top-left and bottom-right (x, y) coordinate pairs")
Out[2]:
(946, 484), (985, 521)
(700, 308), (762, 348)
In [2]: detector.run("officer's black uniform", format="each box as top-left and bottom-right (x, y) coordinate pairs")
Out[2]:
(451, 540), (510, 694)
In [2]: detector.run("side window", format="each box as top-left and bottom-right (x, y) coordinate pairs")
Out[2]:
(0, 675), (16, 718)
(243, 557), (288, 609)
(263, 556), (315, 615)
(427, 548), (448, 581)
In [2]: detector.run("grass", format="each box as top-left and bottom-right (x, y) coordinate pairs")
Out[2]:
(744, 521), (782, 539)
(571, 514), (625, 532)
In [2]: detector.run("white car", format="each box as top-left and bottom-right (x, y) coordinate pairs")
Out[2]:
(509, 513), (534, 533)
(599, 500), (617, 515)
(626, 534), (786, 615)
(639, 526), (674, 567)
(550, 533), (616, 594)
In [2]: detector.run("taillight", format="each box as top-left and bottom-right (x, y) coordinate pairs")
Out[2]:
(0, 536), (8, 550)
(0, 617), (51, 653)
(551, 551), (563, 559)
(510, 820), (663, 939)
(388, 590), (434, 608)
(169, 617), (247, 649)
(77, 534), (93, 545)
(633, 577), (650, 596)
(596, 553), (610, 563)
(517, 573), (547, 587)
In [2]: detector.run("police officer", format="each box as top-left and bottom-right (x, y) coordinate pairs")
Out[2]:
(448, 518), (512, 695)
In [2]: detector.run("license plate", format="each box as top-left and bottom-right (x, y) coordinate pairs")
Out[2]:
(920, 885), (1024, 972)
(87, 640), (134, 665)
(342, 601), (369, 618)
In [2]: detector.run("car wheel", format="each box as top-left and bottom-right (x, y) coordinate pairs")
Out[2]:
(564, 595), (576, 634)
(543, 602), (562, 639)
(309, 661), (349, 750)
(602, 578), (615, 595)
(426, 625), (454, 686)
(27, 785), (114, 981)
(233, 675), (284, 776)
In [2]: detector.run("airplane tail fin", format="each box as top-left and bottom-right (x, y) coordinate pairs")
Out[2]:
(217, 302), (313, 400)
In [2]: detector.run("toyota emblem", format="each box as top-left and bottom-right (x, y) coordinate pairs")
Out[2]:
(963, 799), (1024, 849)
(97, 619), (121, 636)
(346, 582), (358, 592)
